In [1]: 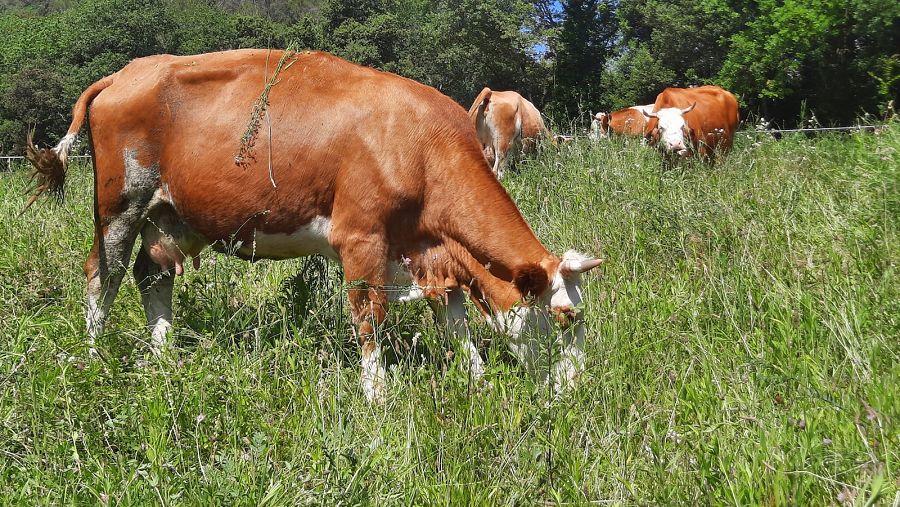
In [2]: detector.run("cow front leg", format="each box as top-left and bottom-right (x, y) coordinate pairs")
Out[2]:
(551, 323), (586, 392)
(339, 235), (391, 402)
(552, 343), (585, 393)
(133, 246), (174, 355)
(83, 217), (142, 357)
(349, 285), (388, 403)
(429, 288), (484, 383)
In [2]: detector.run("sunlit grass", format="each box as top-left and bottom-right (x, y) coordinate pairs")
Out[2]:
(0, 125), (897, 504)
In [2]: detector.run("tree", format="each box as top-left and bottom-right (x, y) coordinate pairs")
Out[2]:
(616, 0), (740, 86)
(545, 0), (617, 121)
(719, 0), (899, 123)
(0, 63), (67, 150)
(598, 43), (674, 111)
(280, 0), (539, 106)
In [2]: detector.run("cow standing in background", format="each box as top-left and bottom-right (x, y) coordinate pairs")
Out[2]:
(589, 105), (654, 140)
(642, 85), (740, 161)
(25, 49), (601, 402)
(468, 88), (551, 178)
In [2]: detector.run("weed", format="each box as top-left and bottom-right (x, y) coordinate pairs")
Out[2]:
(0, 126), (897, 503)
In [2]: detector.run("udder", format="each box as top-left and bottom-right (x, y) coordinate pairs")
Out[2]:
(140, 206), (206, 275)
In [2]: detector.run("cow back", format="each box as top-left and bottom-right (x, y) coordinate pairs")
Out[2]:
(87, 49), (496, 242)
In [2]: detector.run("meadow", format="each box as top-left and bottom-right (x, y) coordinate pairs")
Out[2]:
(0, 125), (897, 505)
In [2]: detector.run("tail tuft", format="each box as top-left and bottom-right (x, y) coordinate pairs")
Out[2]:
(23, 130), (72, 211)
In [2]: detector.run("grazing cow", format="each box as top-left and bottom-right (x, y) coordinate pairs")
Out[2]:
(642, 85), (740, 160)
(26, 49), (601, 402)
(468, 88), (551, 178)
(589, 105), (654, 140)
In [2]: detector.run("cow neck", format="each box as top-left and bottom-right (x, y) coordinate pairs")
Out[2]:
(435, 167), (552, 289)
(439, 238), (522, 312)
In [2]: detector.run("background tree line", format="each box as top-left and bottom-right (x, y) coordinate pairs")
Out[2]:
(0, 0), (897, 152)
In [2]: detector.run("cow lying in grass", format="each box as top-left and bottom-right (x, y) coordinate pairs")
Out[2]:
(590, 105), (654, 140)
(26, 49), (601, 402)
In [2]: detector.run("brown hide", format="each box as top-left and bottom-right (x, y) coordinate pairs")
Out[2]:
(645, 85), (740, 158)
(36, 49), (559, 316)
(595, 104), (653, 137)
(467, 88), (549, 176)
(24, 49), (608, 401)
(603, 106), (652, 136)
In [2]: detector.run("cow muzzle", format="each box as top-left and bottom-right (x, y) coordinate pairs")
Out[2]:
(664, 141), (686, 152)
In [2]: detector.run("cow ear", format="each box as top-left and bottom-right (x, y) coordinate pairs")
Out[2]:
(513, 263), (549, 301)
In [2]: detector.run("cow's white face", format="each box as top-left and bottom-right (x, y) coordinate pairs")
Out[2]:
(645, 103), (695, 156)
(489, 251), (602, 389)
(591, 112), (610, 140)
(654, 107), (690, 154)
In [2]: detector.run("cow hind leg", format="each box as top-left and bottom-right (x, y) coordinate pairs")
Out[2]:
(83, 214), (144, 357)
(84, 149), (161, 357)
(492, 141), (505, 178)
(493, 138), (511, 178)
(132, 246), (175, 354)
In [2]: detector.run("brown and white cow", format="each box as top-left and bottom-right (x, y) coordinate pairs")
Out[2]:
(589, 105), (654, 140)
(642, 85), (740, 160)
(467, 88), (551, 178)
(26, 49), (601, 402)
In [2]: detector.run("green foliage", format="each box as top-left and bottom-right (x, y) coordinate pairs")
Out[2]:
(869, 54), (900, 107)
(720, 0), (899, 123)
(544, 0), (617, 121)
(0, 0), (897, 150)
(0, 63), (68, 147)
(720, 0), (841, 100)
(1, 123), (897, 503)
(598, 43), (674, 110)
(617, 0), (740, 86)
(61, 0), (176, 65)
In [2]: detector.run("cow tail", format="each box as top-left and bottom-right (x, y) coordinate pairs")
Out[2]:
(23, 74), (115, 211)
(468, 87), (492, 117)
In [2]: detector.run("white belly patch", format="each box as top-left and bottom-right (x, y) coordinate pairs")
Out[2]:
(236, 216), (338, 260)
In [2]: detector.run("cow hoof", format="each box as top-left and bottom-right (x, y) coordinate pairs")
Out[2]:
(361, 364), (386, 404)
(363, 377), (385, 404)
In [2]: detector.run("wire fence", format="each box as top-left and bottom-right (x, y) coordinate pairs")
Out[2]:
(0, 154), (91, 172)
(754, 125), (881, 134)
(0, 123), (890, 171)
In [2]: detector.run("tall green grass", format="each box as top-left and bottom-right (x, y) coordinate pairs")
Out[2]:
(1, 126), (897, 504)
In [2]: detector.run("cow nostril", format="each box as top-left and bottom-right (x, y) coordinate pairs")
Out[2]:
(554, 307), (579, 328)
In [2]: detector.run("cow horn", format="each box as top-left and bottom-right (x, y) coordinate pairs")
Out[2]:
(560, 256), (604, 275)
(642, 109), (658, 118)
(681, 102), (696, 114)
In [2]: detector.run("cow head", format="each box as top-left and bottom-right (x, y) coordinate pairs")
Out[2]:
(643, 103), (695, 156)
(590, 112), (610, 140)
(492, 251), (603, 389)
